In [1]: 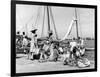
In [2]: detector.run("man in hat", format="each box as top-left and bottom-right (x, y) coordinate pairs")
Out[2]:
(29, 29), (38, 60)
(31, 29), (38, 47)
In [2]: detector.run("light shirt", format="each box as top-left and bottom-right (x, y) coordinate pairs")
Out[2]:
(59, 47), (63, 52)
(23, 38), (28, 46)
(70, 41), (77, 51)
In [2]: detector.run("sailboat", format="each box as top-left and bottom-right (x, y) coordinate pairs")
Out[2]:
(17, 5), (94, 51)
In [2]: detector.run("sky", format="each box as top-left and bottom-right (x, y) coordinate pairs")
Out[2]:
(16, 4), (95, 39)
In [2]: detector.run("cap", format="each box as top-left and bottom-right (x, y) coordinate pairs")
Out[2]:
(31, 29), (37, 34)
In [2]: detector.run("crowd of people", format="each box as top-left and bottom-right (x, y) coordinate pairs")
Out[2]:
(16, 29), (90, 68)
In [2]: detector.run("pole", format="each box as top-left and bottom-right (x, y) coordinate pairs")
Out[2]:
(75, 8), (79, 39)
(47, 6), (50, 34)
(49, 7), (59, 40)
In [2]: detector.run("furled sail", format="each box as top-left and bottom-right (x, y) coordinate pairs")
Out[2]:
(61, 19), (75, 40)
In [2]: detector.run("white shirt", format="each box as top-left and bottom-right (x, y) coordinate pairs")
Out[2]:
(23, 38), (28, 46)
(70, 41), (77, 51)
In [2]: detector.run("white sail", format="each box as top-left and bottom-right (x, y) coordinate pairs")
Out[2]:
(61, 19), (75, 40)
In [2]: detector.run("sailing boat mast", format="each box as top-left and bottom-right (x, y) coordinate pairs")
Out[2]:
(75, 8), (79, 39)
(49, 7), (59, 40)
(47, 6), (51, 33)
(41, 6), (58, 39)
(41, 6), (45, 37)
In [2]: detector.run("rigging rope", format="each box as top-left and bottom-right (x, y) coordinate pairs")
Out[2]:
(33, 6), (41, 29)
(41, 6), (46, 37)
(49, 7), (59, 40)
(25, 10), (36, 35)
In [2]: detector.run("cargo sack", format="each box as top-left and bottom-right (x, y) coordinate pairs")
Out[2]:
(77, 58), (90, 68)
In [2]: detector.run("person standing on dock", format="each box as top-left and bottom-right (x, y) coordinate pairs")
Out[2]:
(29, 29), (38, 60)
